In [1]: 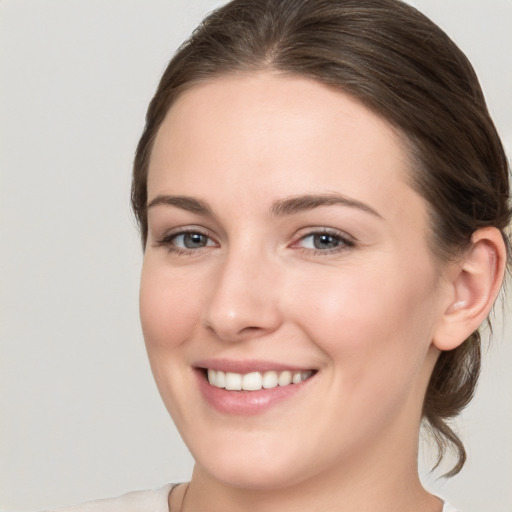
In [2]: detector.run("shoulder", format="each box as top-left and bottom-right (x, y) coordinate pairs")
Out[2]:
(46, 483), (175, 512)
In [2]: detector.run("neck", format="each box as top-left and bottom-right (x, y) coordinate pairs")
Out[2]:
(181, 436), (442, 512)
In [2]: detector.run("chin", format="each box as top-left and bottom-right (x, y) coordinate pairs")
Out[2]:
(186, 429), (320, 491)
(199, 457), (312, 491)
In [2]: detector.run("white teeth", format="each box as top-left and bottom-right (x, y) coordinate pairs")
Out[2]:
(207, 369), (314, 391)
(278, 370), (292, 386)
(262, 371), (278, 389)
(216, 369), (226, 388)
(225, 372), (242, 390)
(242, 372), (263, 391)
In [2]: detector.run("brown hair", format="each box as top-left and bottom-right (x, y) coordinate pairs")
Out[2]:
(132, 0), (511, 476)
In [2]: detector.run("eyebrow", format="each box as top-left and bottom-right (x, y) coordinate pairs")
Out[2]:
(147, 193), (382, 219)
(147, 195), (213, 216)
(270, 193), (383, 219)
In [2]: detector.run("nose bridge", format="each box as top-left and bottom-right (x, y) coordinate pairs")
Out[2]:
(203, 241), (282, 342)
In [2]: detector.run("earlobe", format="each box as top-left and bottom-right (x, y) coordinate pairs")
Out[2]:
(433, 227), (507, 351)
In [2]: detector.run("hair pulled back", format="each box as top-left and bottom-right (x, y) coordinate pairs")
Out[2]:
(132, 0), (511, 476)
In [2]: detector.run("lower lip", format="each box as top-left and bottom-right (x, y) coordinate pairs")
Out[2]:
(195, 370), (315, 416)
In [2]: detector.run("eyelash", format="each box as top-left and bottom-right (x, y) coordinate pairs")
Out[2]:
(155, 227), (217, 255)
(291, 228), (355, 255)
(155, 227), (355, 256)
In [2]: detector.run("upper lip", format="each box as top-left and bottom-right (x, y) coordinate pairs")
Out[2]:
(194, 358), (316, 374)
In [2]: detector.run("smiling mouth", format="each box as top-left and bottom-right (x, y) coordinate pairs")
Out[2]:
(205, 369), (316, 391)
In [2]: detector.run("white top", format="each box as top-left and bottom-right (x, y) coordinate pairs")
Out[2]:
(49, 484), (175, 512)
(49, 484), (459, 511)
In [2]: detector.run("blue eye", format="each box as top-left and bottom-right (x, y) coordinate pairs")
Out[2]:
(172, 232), (215, 249)
(302, 233), (341, 250)
(155, 229), (217, 253)
(297, 231), (354, 252)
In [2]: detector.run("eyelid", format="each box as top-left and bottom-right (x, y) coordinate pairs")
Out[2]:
(290, 227), (356, 253)
(154, 226), (219, 252)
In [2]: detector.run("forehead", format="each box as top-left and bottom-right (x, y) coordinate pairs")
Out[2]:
(148, 72), (421, 222)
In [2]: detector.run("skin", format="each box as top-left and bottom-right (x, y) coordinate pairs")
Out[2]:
(140, 72), (465, 512)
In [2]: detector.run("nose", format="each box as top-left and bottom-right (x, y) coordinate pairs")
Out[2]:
(202, 247), (283, 343)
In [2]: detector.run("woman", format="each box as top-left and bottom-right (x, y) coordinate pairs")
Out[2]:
(54, 0), (510, 510)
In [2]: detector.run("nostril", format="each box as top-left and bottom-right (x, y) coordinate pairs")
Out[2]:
(240, 326), (264, 334)
(204, 317), (281, 343)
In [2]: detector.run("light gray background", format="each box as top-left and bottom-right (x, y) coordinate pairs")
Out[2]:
(1, 1), (511, 511)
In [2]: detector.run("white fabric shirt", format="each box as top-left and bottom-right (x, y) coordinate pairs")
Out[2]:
(49, 484), (175, 512)
(49, 484), (459, 511)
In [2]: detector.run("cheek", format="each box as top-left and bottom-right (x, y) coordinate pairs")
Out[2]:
(290, 260), (438, 374)
(297, 265), (440, 439)
(139, 260), (207, 423)
(139, 260), (204, 353)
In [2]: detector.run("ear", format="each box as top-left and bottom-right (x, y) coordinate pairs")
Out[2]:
(433, 227), (507, 351)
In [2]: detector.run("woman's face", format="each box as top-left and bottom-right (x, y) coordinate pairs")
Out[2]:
(140, 72), (450, 489)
